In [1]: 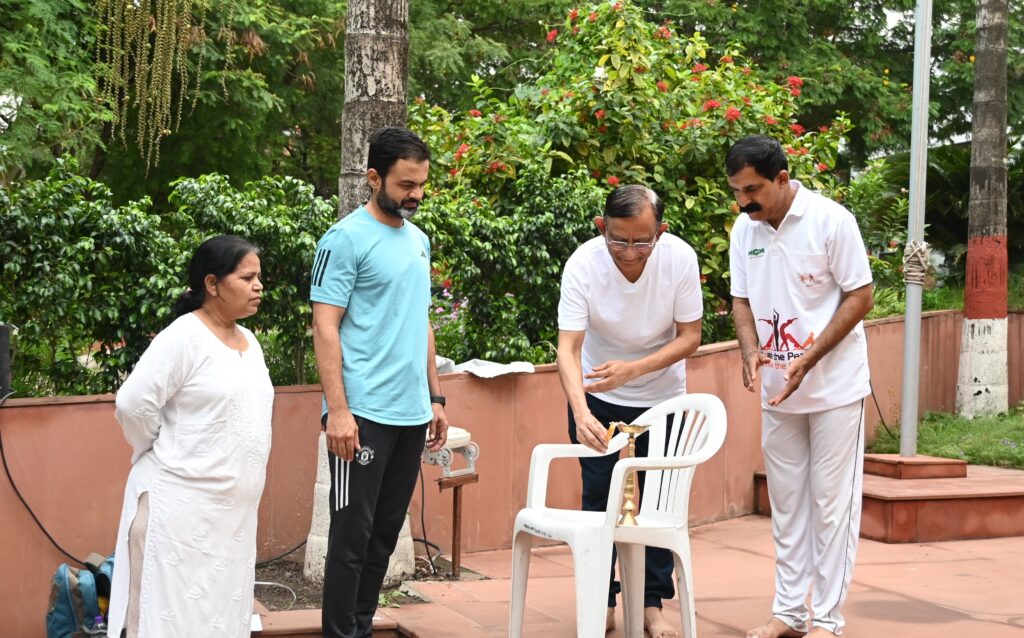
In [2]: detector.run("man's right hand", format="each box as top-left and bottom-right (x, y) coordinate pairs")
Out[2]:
(324, 410), (360, 461)
(575, 411), (609, 453)
(742, 350), (770, 392)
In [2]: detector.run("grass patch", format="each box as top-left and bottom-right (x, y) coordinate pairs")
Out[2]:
(870, 403), (1024, 469)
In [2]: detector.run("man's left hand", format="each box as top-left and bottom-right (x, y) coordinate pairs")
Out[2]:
(583, 360), (638, 394)
(427, 403), (449, 452)
(767, 354), (814, 406)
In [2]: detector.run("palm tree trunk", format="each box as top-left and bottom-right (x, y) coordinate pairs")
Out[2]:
(956, 0), (1009, 417)
(337, 0), (410, 218)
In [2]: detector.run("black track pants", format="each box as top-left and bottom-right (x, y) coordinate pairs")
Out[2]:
(321, 416), (428, 638)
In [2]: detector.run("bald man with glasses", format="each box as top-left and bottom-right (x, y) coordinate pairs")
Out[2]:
(556, 184), (704, 638)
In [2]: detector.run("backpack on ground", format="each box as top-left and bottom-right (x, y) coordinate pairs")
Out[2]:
(45, 552), (114, 638)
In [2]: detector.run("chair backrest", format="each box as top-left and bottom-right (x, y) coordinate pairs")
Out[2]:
(631, 393), (727, 525)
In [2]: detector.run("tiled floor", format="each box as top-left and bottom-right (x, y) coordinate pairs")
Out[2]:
(385, 515), (1024, 637)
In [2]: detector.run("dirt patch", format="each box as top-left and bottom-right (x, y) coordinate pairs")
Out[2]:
(254, 545), (484, 612)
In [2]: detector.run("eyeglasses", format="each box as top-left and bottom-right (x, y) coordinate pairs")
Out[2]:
(605, 236), (658, 253)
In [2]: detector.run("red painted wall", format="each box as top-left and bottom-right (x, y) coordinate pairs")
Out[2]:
(0, 310), (1020, 638)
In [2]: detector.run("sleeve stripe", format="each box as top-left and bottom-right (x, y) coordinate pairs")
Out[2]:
(312, 249), (332, 288)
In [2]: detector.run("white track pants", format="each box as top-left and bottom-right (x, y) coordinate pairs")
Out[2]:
(762, 399), (865, 635)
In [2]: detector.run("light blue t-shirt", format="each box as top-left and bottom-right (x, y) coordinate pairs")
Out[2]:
(310, 207), (433, 425)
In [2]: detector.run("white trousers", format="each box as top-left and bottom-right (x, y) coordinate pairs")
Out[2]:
(762, 399), (865, 635)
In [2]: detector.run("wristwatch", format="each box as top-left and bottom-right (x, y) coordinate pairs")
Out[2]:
(430, 395), (446, 407)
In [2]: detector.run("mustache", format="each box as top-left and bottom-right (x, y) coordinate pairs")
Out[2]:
(740, 202), (762, 214)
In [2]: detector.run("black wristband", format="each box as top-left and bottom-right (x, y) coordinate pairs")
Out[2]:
(430, 395), (446, 406)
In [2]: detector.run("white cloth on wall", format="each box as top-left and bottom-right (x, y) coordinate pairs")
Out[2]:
(107, 313), (274, 638)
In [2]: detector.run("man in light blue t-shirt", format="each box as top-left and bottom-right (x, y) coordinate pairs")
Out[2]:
(311, 127), (449, 638)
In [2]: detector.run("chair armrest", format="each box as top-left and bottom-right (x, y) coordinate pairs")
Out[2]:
(525, 435), (628, 508)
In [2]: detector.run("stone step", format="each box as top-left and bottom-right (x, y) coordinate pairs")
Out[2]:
(754, 464), (1024, 543)
(253, 608), (404, 637)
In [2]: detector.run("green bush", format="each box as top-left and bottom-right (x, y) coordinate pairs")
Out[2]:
(0, 159), (179, 395)
(411, 0), (849, 360)
(0, 161), (337, 396)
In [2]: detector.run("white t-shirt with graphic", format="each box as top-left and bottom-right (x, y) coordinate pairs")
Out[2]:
(558, 233), (704, 407)
(729, 180), (873, 414)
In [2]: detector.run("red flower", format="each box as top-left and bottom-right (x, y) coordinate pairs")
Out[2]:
(799, 148), (809, 155)
(573, 26), (580, 34)
(654, 26), (672, 40)
(720, 55), (734, 64)
(741, 96), (752, 105)
(547, 29), (558, 43)
(702, 99), (721, 111)
(790, 88), (801, 97)
(691, 63), (709, 73)
(598, 125), (608, 133)
(689, 76), (702, 83)
(789, 123), (806, 136)
(763, 115), (778, 125)
(594, 109), (607, 120)
(607, 175), (620, 186)
(785, 147), (798, 155)
(589, 11), (598, 22)
(442, 279), (452, 289)
(817, 162), (829, 171)
(454, 143), (471, 160)
(449, 168), (459, 176)
(468, 109), (482, 117)
(688, 117), (703, 127)
(592, 169), (602, 178)
(819, 125), (829, 133)
(569, 8), (579, 20)
(492, 114), (505, 123)
(725, 107), (741, 121)
(656, 80), (669, 92)
(787, 76), (804, 88)
(634, 65), (648, 74)
(742, 66), (752, 75)
(612, 2), (623, 11)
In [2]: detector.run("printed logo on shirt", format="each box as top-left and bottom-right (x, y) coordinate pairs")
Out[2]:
(312, 248), (332, 287)
(798, 272), (824, 287)
(420, 249), (427, 259)
(356, 446), (375, 466)
(758, 308), (815, 370)
(748, 247), (766, 258)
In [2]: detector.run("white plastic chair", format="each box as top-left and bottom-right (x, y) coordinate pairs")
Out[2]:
(509, 393), (727, 638)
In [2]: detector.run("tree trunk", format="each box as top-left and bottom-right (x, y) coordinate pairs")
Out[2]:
(337, 0), (410, 218)
(305, 0), (412, 586)
(956, 0), (1009, 418)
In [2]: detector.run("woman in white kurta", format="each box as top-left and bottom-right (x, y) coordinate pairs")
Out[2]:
(107, 236), (274, 638)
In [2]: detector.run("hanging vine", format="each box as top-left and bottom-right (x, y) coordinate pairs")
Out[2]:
(95, 0), (211, 168)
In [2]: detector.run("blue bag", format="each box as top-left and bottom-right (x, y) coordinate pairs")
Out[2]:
(45, 553), (114, 638)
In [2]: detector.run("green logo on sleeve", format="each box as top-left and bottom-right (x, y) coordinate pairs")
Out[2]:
(748, 248), (765, 257)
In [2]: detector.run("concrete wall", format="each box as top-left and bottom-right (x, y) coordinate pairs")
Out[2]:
(1, 310), (1019, 637)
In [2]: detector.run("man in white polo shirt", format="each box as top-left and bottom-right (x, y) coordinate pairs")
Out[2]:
(726, 135), (873, 638)
(557, 184), (703, 638)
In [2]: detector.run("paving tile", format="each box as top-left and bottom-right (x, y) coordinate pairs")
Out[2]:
(386, 515), (1024, 637)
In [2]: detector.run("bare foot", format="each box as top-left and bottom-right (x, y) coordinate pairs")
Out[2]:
(745, 617), (806, 638)
(644, 606), (679, 638)
(805, 629), (838, 637)
(606, 607), (615, 633)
